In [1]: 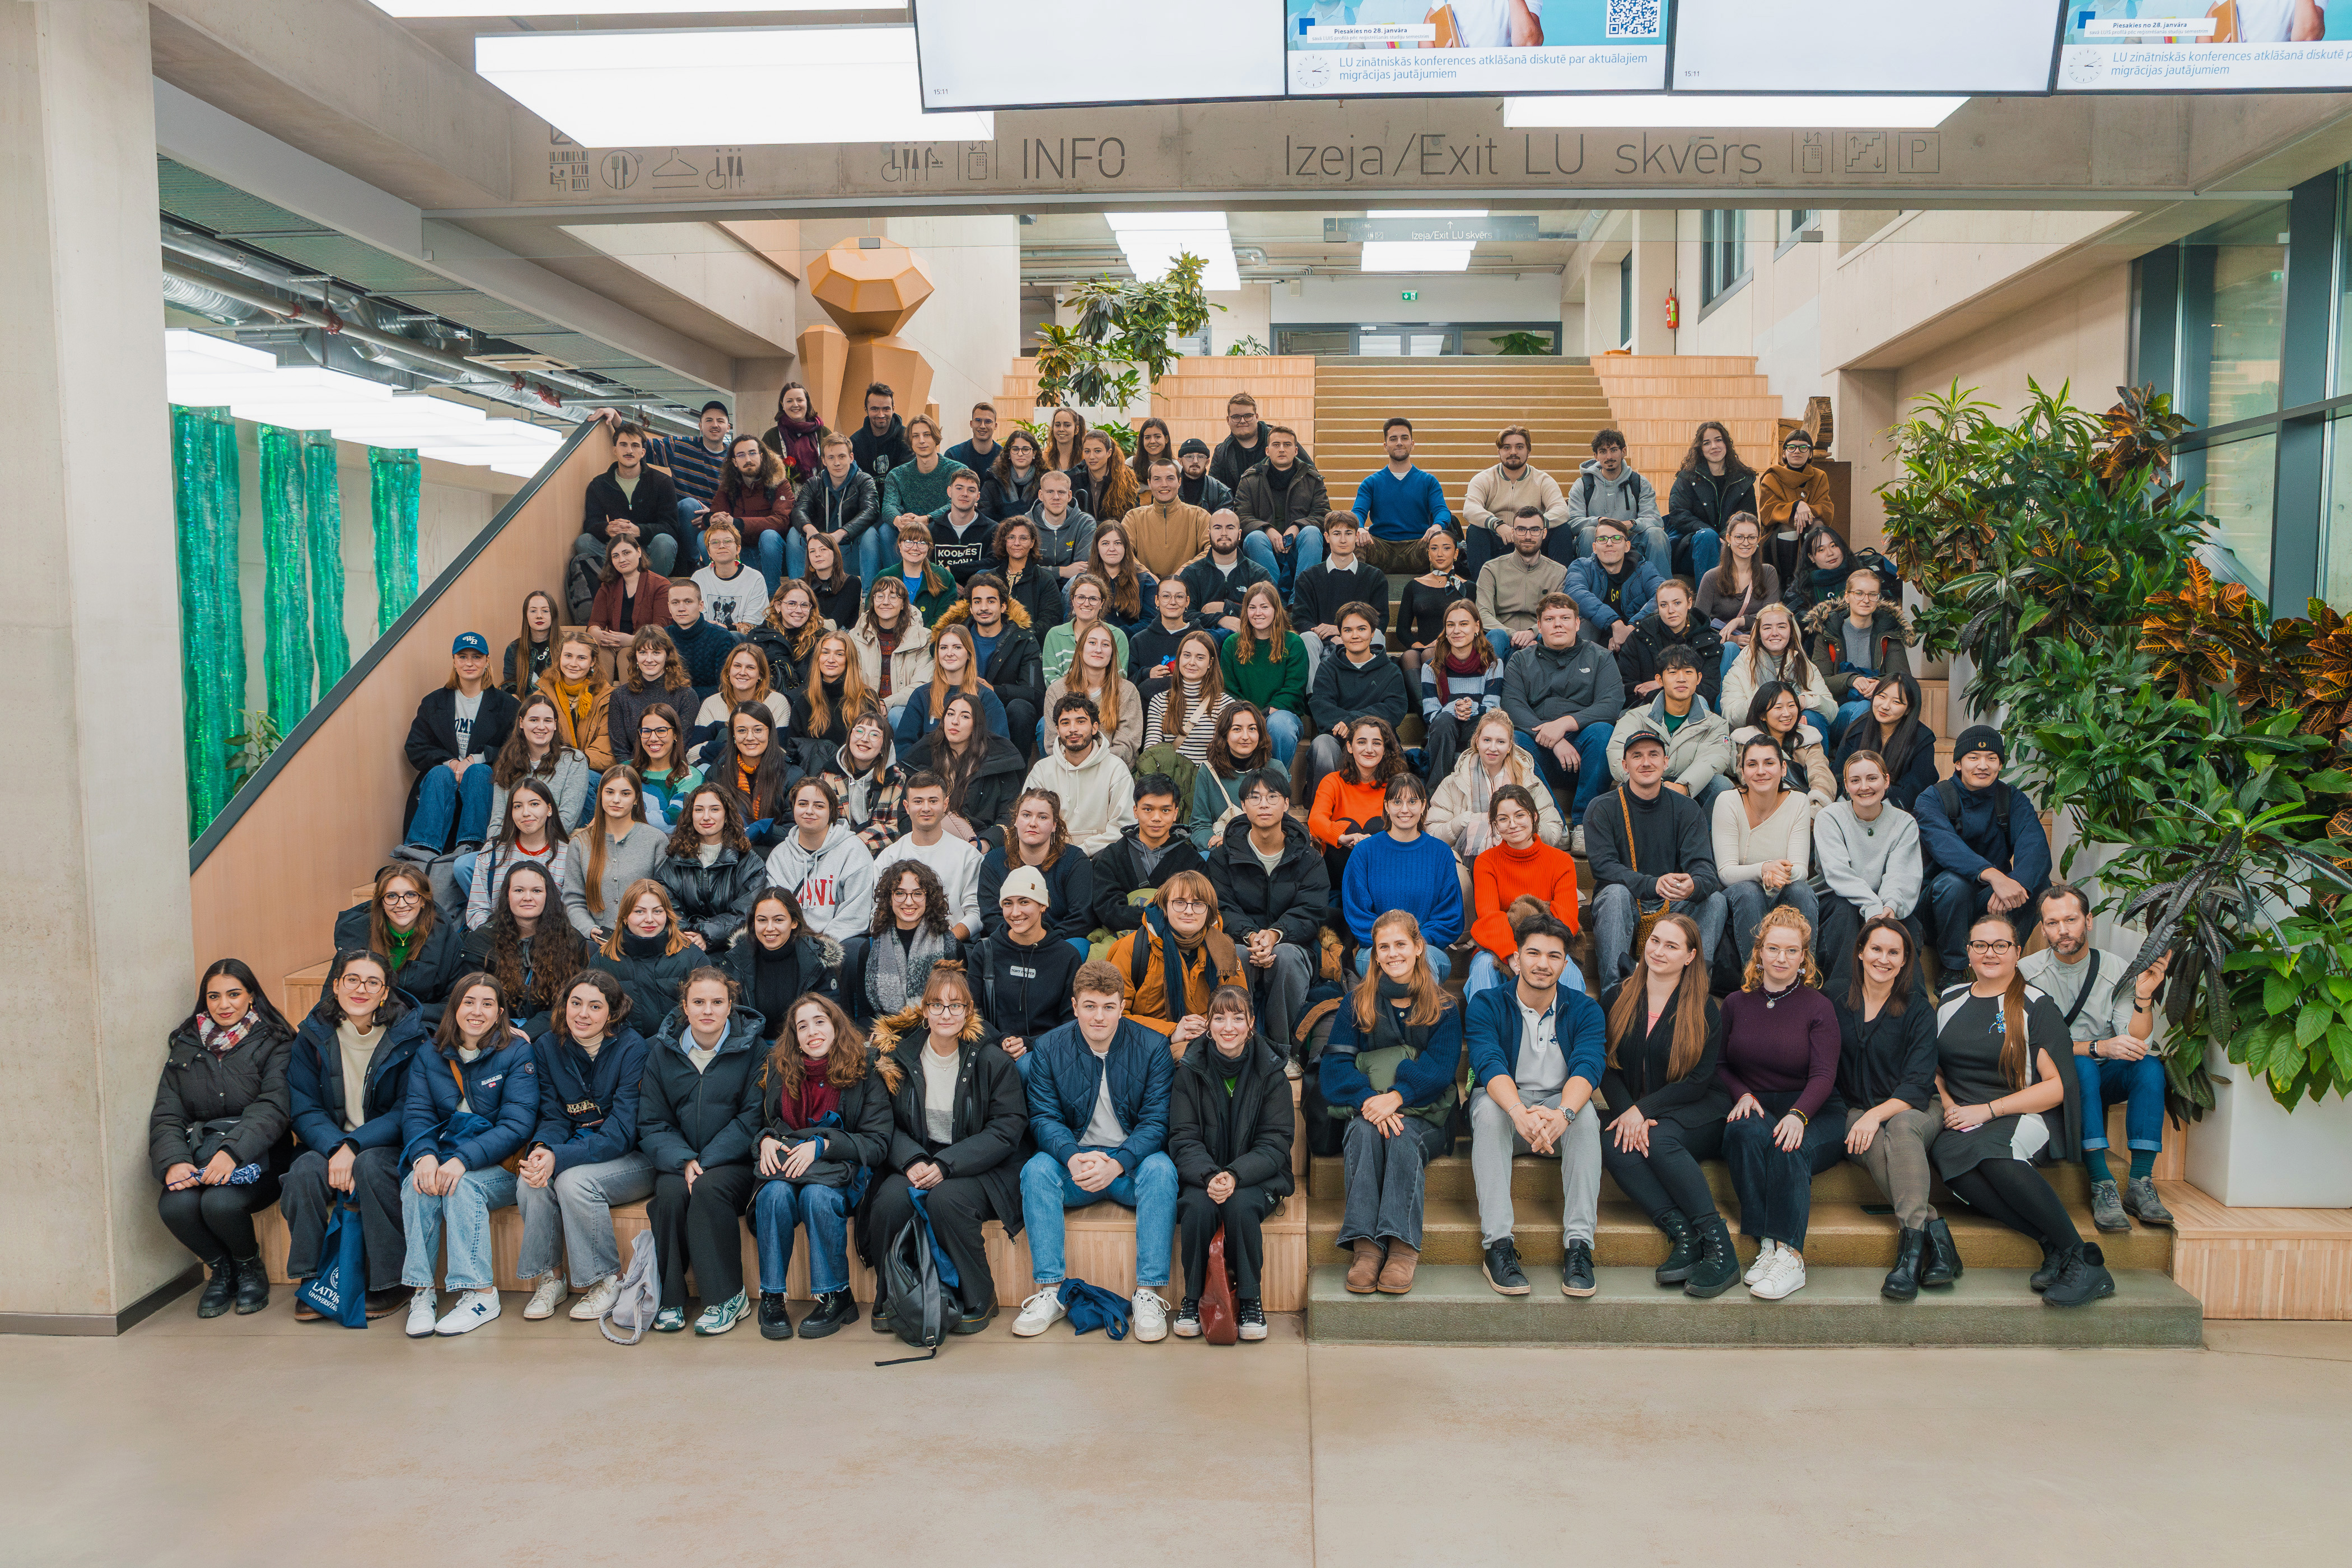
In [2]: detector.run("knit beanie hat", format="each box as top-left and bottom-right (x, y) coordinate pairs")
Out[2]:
(1953, 725), (2006, 764)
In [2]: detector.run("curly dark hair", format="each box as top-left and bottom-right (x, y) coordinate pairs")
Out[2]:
(1206, 701), (1275, 778)
(663, 781), (752, 860)
(869, 857), (953, 939)
(1676, 418), (1755, 479)
(483, 861), (589, 1024)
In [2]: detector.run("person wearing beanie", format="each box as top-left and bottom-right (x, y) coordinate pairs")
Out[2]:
(1175, 436), (1235, 516)
(973, 865), (1084, 1068)
(1916, 725), (2050, 974)
(1583, 729), (1727, 986)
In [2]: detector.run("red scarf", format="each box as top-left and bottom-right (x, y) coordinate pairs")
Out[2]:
(785, 1071), (840, 1130)
(1433, 646), (1487, 705)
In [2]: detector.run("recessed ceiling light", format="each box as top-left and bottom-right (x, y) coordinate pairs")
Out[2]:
(1505, 95), (1964, 129)
(1106, 212), (1240, 292)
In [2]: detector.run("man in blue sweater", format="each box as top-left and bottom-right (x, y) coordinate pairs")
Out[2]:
(1352, 417), (1455, 574)
(662, 581), (741, 708)
(1012, 962), (1179, 1342)
(1916, 726), (2052, 974)
(1464, 912), (1607, 1299)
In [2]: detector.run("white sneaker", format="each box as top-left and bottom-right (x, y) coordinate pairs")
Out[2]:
(404, 1289), (438, 1339)
(1750, 1248), (1808, 1301)
(1131, 1289), (1171, 1343)
(523, 1271), (568, 1320)
(1743, 1238), (1777, 1286)
(568, 1273), (622, 1321)
(1011, 1284), (1066, 1337)
(436, 1289), (502, 1336)
(1570, 824), (1586, 855)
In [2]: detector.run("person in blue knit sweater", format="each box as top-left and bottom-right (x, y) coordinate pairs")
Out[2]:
(1341, 774), (1465, 981)
(1351, 417), (1455, 575)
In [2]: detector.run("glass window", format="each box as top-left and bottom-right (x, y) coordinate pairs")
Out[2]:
(2325, 414), (2352, 611)
(2181, 203), (2288, 427)
(2204, 428), (2276, 593)
(1702, 210), (1747, 305)
(1784, 209), (1816, 239)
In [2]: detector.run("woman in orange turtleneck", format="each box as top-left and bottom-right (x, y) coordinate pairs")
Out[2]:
(1467, 782), (1584, 1000)
(1308, 716), (1407, 962)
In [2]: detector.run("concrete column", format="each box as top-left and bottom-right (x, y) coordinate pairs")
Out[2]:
(0, 1), (200, 1328)
(1627, 209), (1679, 356)
(1833, 367), (1900, 552)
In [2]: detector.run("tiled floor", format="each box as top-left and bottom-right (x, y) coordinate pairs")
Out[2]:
(4, 1299), (2346, 1565)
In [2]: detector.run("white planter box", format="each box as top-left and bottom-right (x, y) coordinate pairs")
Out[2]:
(2187, 1044), (2352, 1208)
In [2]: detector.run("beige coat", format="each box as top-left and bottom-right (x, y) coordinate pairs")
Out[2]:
(851, 614), (933, 704)
(1426, 742), (1568, 867)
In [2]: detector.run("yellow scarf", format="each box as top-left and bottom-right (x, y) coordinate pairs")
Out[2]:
(550, 675), (596, 739)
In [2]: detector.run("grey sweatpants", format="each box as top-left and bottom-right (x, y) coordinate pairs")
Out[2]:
(1470, 1088), (1602, 1248)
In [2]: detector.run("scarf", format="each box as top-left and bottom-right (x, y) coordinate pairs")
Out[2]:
(620, 928), (670, 959)
(1432, 646), (1487, 706)
(868, 922), (949, 1018)
(1808, 561), (1849, 601)
(1369, 974), (1418, 1054)
(874, 625), (902, 699)
(783, 1066), (841, 1131)
(773, 413), (825, 482)
(550, 675), (596, 739)
(200, 1007), (257, 1059)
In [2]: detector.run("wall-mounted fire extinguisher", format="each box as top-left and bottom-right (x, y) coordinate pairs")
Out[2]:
(1664, 287), (1679, 332)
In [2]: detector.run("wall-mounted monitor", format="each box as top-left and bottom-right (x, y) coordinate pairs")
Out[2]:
(2059, 3), (2352, 91)
(912, 0), (1286, 111)
(1669, 0), (2063, 94)
(1285, 0), (1670, 96)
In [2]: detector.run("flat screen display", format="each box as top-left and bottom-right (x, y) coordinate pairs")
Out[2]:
(913, 0), (1287, 110)
(1669, 0), (2063, 94)
(2059, 2), (2352, 91)
(1285, 0), (1670, 96)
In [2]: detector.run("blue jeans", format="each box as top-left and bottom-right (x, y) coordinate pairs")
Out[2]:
(754, 1177), (858, 1295)
(400, 1166), (519, 1292)
(675, 498), (710, 570)
(1487, 630), (1515, 664)
(1516, 722), (1615, 819)
(1572, 520), (1673, 576)
(1357, 946), (1453, 981)
(2075, 1053), (2166, 1153)
(1829, 698), (1873, 749)
(1242, 524), (1324, 595)
(1019, 1149), (1177, 1289)
(1465, 948), (1588, 998)
(1680, 526), (1722, 584)
(853, 522), (900, 589)
(409, 762), (494, 850)
(1264, 706), (1303, 765)
(759, 528), (790, 590)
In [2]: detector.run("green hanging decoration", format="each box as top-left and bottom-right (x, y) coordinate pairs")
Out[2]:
(255, 423), (315, 733)
(172, 405), (246, 837)
(301, 430), (351, 692)
(370, 446), (422, 634)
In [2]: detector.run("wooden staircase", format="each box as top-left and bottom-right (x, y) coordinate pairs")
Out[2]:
(1589, 353), (1783, 484)
(996, 354), (1319, 452)
(1313, 358), (1612, 512)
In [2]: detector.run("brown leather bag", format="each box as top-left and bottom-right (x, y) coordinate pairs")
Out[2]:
(1619, 791), (1669, 956)
(1200, 1224), (1240, 1345)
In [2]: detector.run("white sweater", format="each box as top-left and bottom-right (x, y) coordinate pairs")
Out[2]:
(1711, 788), (1812, 885)
(872, 832), (984, 935)
(1813, 800), (1922, 917)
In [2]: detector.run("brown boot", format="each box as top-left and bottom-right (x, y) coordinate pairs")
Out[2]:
(1345, 1240), (1385, 1294)
(1376, 1240), (1420, 1295)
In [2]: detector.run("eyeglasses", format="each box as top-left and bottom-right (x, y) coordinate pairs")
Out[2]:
(381, 891), (422, 906)
(338, 975), (386, 993)
(1167, 899), (1207, 913)
(893, 888), (928, 900)
(640, 723), (673, 736)
(926, 1002), (968, 1016)
(1967, 939), (2017, 954)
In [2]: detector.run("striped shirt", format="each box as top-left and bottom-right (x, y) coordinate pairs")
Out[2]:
(650, 435), (730, 506)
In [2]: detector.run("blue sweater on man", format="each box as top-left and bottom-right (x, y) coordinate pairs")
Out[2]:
(1352, 465), (1454, 542)
(1463, 983), (1607, 1093)
(1341, 830), (1464, 949)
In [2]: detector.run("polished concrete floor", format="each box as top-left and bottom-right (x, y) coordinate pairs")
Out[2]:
(3, 1294), (2346, 1566)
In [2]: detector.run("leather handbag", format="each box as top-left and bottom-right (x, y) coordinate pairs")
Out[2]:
(1200, 1224), (1239, 1346)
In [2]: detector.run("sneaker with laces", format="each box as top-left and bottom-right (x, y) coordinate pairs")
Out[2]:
(1482, 1238), (1530, 1296)
(1172, 1298), (1203, 1338)
(1132, 1289), (1171, 1342)
(1743, 1238), (1777, 1286)
(524, 1271), (568, 1320)
(435, 1289), (502, 1336)
(652, 1306), (687, 1333)
(1236, 1299), (1268, 1341)
(2089, 1179), (2130, 1233)
(1560, 1239), (1596, 1298)
(2124, 1177), (2174, 1227)
(1011, 1284), (1066, 1337)
(1749, 1247), (1808, 1300)
(404, 1288), (438, 1339)
(694, 1291), (749, 1336)
(568, 1273), (621, 1322)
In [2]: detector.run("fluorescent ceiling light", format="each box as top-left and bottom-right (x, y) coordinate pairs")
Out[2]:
(375, 2), (880, 13)
(1378, 208), (1490, 218)
(1105, 211), (1239, 292)
(1360, 241), (1474, 273)
(475, 26), (990, 146)
(1505, 95), (1964, 129)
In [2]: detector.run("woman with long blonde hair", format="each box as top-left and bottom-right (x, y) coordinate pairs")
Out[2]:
(586, 877), (700, 1028)
(692, 643), (774, 764)
(750, 992), (891, 1338)
(1599, 914), (1728, 1294)
(1217, 581), (1309, 764)
(534, 627), (615, 772)
(751, 577), (824, 692)
(1320, 910), (1460, 1297)
(795, 628), (871, 749)
(1041, 620), (1142, 766)
(894, 620), (1007, 750)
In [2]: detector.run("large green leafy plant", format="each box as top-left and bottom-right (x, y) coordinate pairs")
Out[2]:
(1030, 254), (1216, 414)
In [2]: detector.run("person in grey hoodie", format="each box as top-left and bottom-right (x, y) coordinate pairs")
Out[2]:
(1498, 594), (1625, 822)
(760, 780), (880, 945)
(1028, 469), (1099, 583)
(1562, 428), (1668, 572)
(1604, 648), (1735, 812)
(1812, 748), (1925, 995)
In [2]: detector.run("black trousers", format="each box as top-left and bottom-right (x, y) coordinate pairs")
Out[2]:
(648, 1163), (759, 1309)
(1002, 698), (1040, 763)
(281, 1145), (405, 1291)
(1600, 1117), (1724, 1226)
(1177, 1183), (1281, 1300)
(1925, 870), (2046, 970)
(868, 1170), (1000, 1315)
(1420, 708), (1480, 785)
(1947, 1158), (2078, 1253)
(156, 1174), (281, 1266)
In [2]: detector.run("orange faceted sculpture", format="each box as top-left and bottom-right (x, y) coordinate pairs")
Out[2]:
(801, 237), (936, 429)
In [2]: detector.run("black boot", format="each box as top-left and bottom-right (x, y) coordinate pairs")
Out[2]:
(757, 1291), (794, 1340)
(195, 1257), (236, 1319)
(1920, 1217), (1962, 1288)
(1653, 1210), (1697, 1286)
(232, 1256), (270, 1315)
(1683, 1214), (1740, 1299)
(2041, 1242), (2116, 1308)
(1882, 1228), (1925, 1302)
(2029, 1238), (2064, 1293)
(800, 1289), (859, 1339)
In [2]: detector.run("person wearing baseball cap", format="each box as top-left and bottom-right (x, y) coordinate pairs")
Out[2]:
(1916, 724), (2050, 974)
(1175, 437), (1234, 517)
(402, 632), (521, 853)
(973, 864), (1082, 1068)
(1582, 727), (1726, 986)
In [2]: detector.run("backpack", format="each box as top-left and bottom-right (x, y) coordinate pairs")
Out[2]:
(564, 549), (602, 624)
(1576, 466), (1642, 516)
(1133, 742), (1198, 825)
(598, 1230), (661, 1345)
(875, 1199), (951, 1364)
(1935, 778), (2010, 838)
(387, 841), (468, 931)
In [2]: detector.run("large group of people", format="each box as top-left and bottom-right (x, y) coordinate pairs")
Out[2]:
(148, 389), (2158, 1333)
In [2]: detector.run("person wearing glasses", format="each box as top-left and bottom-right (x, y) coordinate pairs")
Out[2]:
(1103, 872), (1245, 1043)
(1933, 913), (2108, 1306)
(1917, 727), (2050, 977)
(333, 866), (465, 1024)
(281, 950), (431, 1322)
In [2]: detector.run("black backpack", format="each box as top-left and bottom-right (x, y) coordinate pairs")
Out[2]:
(875, 1210), (949, 1365)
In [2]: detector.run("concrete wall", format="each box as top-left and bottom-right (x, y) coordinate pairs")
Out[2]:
(1208, 282), (1272, 354)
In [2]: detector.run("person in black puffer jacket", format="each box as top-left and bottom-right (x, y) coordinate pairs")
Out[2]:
(1166, 986), (1295, 1338)
(589, 880), (705, 1029)
(720, 886), (841, 1033)
(150, 959), (297, 1318)
(334, 864), (468, 1024)
(654, 783), (771, 954)
(748, 992), (895, 1338)
(637, 971), (768, 1333)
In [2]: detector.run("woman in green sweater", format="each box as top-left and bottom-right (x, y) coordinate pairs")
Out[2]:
(1218, 582), (1309, 765)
